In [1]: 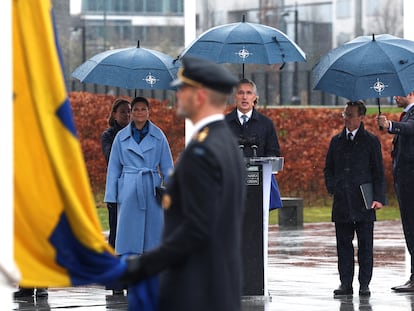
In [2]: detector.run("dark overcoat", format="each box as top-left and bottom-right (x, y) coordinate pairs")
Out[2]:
(324, 123), (386, 222)
(225, 108), (280, 157)
(101, 122), (123, 164)
(389, 105), (414, 182)
(388, 105), (414, 269)
(137, 120), (247, 311)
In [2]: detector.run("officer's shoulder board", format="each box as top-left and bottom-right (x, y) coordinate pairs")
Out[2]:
(195, 127), (209, 142)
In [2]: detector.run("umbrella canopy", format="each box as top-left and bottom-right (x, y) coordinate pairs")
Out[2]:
(179, 16), (306, 76)
(71, 41), (181, 90)
(312, 34), (414, 102)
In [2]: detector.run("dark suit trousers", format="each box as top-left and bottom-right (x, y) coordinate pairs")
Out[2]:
(395, 180), (414, 277)
(335, 221), (374, 287)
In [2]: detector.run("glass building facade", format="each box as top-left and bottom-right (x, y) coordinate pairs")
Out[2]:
(79, 0), (185, 53)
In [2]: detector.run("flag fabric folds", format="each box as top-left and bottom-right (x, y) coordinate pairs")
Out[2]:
(128, 276), (159, 310)
(13, 0), (126, 287)
(269, 175), (283, 210)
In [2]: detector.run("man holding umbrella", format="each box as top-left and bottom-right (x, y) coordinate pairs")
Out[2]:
(377, 91), (414, 292)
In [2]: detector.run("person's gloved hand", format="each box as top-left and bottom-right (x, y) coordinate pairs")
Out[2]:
(118, 254), (146, 286)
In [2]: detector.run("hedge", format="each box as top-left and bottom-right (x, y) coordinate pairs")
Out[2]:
(69, 92), (397, 206)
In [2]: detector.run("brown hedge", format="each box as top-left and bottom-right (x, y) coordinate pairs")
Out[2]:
(69, 92), (397, 206)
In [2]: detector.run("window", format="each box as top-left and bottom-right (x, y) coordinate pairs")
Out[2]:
(336, 0), (351, 19)
(84, 0), (183, 14)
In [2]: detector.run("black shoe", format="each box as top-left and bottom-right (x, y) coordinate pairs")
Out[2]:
(35, 288), (48, 298)
(14, 288), (34, 299)
(359, 285), (371, 296)
(391, 280), (414, 292)
(333, 284), (353, 297)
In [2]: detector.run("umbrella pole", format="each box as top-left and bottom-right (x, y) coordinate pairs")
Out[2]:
(377, 98), (383, 131)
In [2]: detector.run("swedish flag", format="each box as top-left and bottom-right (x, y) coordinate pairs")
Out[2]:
(13, 0), (125, 287)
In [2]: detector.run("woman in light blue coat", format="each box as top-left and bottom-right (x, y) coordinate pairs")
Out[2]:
(104, 97), (173, 256)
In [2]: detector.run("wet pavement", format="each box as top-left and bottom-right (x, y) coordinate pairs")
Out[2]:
(13, 220), (414, 310)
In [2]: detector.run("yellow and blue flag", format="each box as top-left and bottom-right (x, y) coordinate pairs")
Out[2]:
(14, 2), (159, 308)
(13, 0), (125, 287)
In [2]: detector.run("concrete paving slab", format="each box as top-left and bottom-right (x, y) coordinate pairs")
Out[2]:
(13, 220), (414, 310)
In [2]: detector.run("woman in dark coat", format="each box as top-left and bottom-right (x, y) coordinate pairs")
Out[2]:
(101, 98), (131, 249)
(101, 98), (130, 295)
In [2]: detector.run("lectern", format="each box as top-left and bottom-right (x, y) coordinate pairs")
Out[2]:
(242, 157), (284, 298)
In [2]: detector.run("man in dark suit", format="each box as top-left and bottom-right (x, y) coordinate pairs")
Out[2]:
(225, 78), (282, 211)
(325, 100), (386, 298)
(225, 78), (280, 157)
(119, 56), (246, 311)
(377, 91), (414, 292)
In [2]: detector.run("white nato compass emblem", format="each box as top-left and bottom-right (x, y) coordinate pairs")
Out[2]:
(370, 78), (389, 96)
(143, 72), (159, 87)
(236, 47), (252, 61)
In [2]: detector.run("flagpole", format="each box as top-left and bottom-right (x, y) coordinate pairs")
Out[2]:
(404, 0), (414, 40)
(184, 0), (196, 145)
(1, 0), (16, 306)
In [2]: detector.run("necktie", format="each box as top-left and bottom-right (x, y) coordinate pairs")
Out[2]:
(348, 132), (353, 141)
(241, 115), (248, 126)
(399, 111), (406, 121)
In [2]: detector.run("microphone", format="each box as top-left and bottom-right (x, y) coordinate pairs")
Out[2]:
(238, 135), (259, 157)
(251, 145), (258, 158)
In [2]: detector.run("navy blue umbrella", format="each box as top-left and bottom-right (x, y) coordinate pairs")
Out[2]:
(312, 34), (414, 110)
(71, 41), (181, 90)
(179, 16), (306, 77)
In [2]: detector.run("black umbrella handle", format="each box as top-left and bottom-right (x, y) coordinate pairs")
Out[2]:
(378, 99), (383, 131)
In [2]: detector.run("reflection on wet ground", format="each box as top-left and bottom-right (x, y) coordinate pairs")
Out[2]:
(14, 220), (413, 310)
(264, 220), (411, 311)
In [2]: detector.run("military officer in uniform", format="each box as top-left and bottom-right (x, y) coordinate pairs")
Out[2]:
(120, 56), (246, 311)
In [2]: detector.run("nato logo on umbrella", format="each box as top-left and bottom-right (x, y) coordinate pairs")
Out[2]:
(236, 47), (252, 61)
(143, 73), (160, 87)
(371, 78), (389, 96)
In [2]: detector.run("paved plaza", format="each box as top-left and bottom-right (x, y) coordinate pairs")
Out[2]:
(13, 220), (414, 310)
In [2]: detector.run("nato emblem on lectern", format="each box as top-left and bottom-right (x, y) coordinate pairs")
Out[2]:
(246, 171), (260, 186)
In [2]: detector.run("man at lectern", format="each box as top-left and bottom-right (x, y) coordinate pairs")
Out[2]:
(225, 78), (280, 158)
(225, 78), (282, 209)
